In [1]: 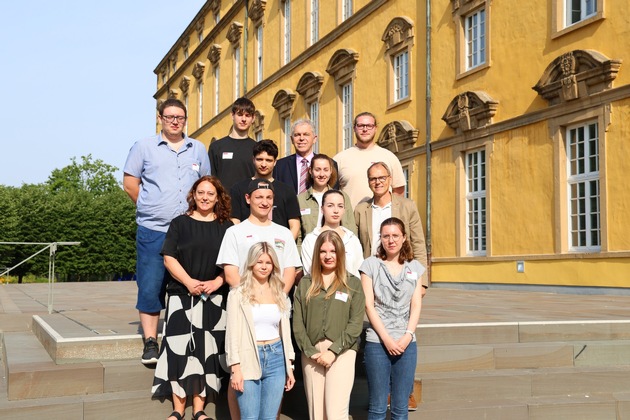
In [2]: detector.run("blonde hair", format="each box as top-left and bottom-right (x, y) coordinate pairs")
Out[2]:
(305, 230), (351, 303)
(239, 242), (289, 313)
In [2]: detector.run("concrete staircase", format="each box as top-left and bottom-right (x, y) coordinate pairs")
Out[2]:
(413, 319), (630, 419)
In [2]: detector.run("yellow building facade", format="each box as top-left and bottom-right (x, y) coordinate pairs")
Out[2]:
(154, 0), (630, 289)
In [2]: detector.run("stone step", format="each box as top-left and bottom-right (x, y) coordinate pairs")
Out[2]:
(2, 332), (103, 400)
(420, 365), (630, 403)
(413, 394), (621, 420)
(416, 319), (630, 346)
(32, 313), (145, 363)
(417, 339), (630, 373)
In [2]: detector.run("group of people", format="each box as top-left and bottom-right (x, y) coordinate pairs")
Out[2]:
(123, 97), (428, 420)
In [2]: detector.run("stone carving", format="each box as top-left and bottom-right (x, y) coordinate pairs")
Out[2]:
(168, 89), (181, 99)
(253, 110), (265, 134)
(272, 89), (296, 118)
(376, 120), (419, 152)
(249, 0), (267, 26)
(227, 22), (244, 46)
(326, 49), (359, 82)
(296, 72), (324, 103)
(195, 18), (204, 38)
(208, 44), (222, 66)
(209, 0), (220, 15)
(381, 17), (414, 51)
(179, 76), (190, 94)
(193, 62), (206, 80)
(533, 50), (622, 105)
(442, 91), (498, 133)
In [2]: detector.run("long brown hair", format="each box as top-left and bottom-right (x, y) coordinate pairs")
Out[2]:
(186, 176), (232, 222)
(376, 217), (414, 263)
(307, 154), (338, 189)
(305, 230), (350, 302)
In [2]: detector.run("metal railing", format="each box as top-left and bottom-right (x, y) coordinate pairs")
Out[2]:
(0, 242), (80, 313)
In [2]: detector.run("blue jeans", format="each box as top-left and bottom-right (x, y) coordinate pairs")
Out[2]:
(237, 340), (286, 420)
(364, 341), (417, 420)
(135, 225), (167, 313)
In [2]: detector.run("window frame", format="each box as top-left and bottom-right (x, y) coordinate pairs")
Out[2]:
(214, 66), (220, 117)
(197, 81), (204, 129)
(465, 148), (487, 256)
(341, 82), (354, 150)
(550, 106), (609, 254)
(256, 24), (263, 84)
(393, 50), (410, 103)
(283, 0), (291, 65)
(465, 8), (486, 71)
(309, 101), (320, 153)
(310, 0), (319, 45)
(341, 0), (353, 22)
(566, 121), (601, 251)
(452, 0), (490, 79)
(234, 46), (240, 100)
(552, 0), (604, 38)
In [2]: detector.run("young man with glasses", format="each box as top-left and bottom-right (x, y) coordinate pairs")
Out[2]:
(123, 98), (210, 365)
(333, 112), (406, 208)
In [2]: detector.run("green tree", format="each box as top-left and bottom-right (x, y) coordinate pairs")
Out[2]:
(47, 154), (119, 195)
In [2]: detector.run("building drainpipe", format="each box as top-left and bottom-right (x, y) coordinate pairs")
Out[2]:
(425, 0), (432, 285)
(243, 0), (249, 94)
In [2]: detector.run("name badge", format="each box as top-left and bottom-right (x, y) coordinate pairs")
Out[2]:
(335, 291), (349, 302)
(192, 163), (200, 172)
(222, 152), (234, 159)
(300, 208), (311, 216)
(405, 269), (417, 281)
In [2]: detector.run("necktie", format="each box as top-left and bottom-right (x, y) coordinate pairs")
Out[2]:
(299, 158), (308, 194)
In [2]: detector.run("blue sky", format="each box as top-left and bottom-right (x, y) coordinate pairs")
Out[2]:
(0, 1), (206, 187)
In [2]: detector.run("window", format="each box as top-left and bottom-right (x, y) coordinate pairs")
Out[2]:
(402, 165), (410, 198)
(465, 8), (486, 70)
(310, 0), (319, 45)
(567, 121), (600, 250)
(197, 82), (203, 129)
(284, 118), (292, 157)
(214, 12), (220, 24)
(214, 66), (220, 116)
(283, 0), (291, 64)
(342, 82), (353, 149)
(309, 101), (320, 153)
(393, 51), (409, 101)
(466, 149), (486, 255)
(342, 0), (352, 21)
(256, 25), (263, 84)
(452, 0), (490, 77)
(567, 0), (597, 26)
(234, 47), (240, 99)
(256, 131), (263, 142)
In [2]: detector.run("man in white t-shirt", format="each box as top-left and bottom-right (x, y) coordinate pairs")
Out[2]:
(217, 178), (301, 293)
(334, 112), (406, 208)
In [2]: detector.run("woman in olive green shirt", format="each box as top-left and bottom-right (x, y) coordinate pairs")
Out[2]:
(293, 230), (365, 420)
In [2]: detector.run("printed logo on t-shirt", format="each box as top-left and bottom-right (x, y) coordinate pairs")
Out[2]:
(274, 238), (285, 251)
(222, 152), (234, 159)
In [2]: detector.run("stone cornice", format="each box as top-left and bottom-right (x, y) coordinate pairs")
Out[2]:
(227, 21), (244, 47)
(381, 16), (414, 51)
(442, 91), (499, 133)
(249, 0), (266, 26)
(208, 44), (222, 66)
(179, 76), (190, 94)
(272, 89), (297, 119)
(192, 62), (206, 80)
(377, 120), (419, 152)
(295, 71), (324, 103)
(533, 49), (622, 106)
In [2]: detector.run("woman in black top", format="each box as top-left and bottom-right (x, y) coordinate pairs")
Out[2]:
(152, 175), (233, 420)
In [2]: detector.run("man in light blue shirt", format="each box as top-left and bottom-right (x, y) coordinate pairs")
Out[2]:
(123, 98), (210, 364)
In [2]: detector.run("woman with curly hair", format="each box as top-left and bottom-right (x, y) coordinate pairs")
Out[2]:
(226, 242), (295, 419)
(152, 175), (233, 420)
(293, 230), (365, 419)
(359, 217), (425, 420)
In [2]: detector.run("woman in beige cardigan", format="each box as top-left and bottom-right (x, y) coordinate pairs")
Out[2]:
(226, 242), (295, 420)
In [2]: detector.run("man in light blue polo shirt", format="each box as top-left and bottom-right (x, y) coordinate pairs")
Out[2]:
(123, 98), (210, 364)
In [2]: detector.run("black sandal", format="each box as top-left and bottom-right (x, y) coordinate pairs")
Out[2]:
(167, 411), (184, 420)
(192, 411), (210, 420)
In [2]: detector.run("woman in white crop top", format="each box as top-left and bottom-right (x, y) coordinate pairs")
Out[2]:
(226, 242), (295, 420)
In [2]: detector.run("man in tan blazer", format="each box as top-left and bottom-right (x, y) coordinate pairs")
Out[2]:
(354, 162), (429, 292)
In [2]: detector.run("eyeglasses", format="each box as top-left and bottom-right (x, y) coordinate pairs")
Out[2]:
(368, 176), (389, 184)
(355, 123), (376, 130)
(381, 234), (402, 242)
(161, 115), (187, 123)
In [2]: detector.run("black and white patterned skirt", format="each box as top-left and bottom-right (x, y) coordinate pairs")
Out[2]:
(152, 288), (228, 398)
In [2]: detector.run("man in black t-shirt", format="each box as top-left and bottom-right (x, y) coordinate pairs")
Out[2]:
(230, 140), (301, 239)
(208, 97), (257, 190)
